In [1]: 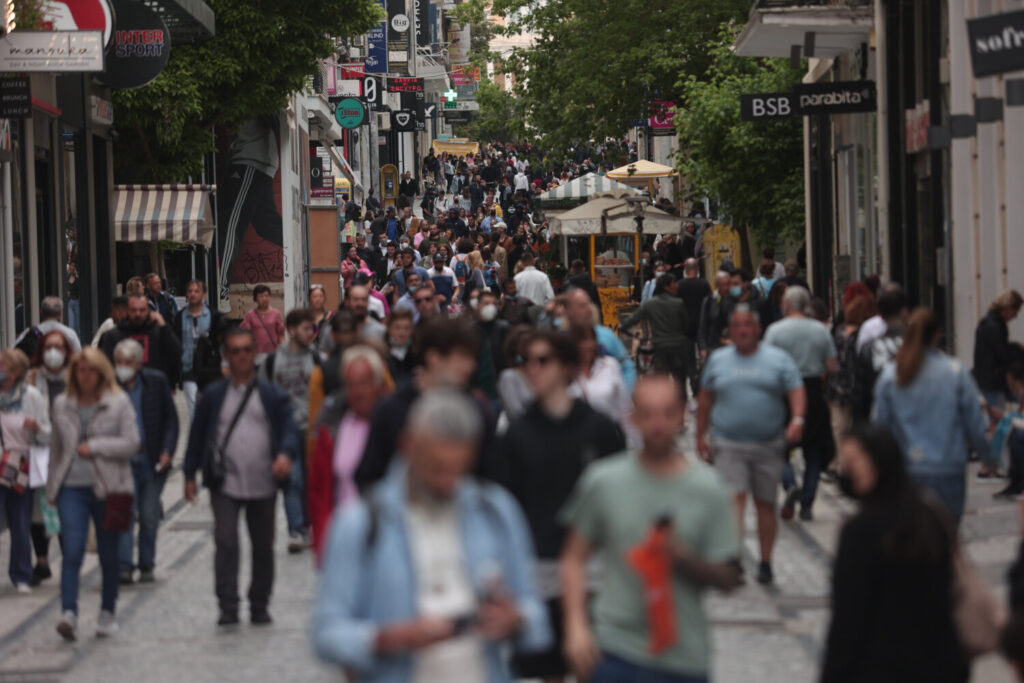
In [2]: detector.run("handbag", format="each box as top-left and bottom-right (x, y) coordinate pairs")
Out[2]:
(90, 460), (133, 533)
(0, 424), (29, 493)
(204, 381), (258, 490)
(953, 550), (1006, 657)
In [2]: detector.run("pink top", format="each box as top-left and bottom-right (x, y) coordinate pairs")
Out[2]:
(240, 307), (285, 354)
(333, 412), (371, 508)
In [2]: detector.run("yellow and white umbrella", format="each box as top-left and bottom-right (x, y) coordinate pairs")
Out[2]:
(605, 160), (678, 185)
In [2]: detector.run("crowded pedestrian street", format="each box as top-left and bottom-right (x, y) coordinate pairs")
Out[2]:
(3, 1), (1024, 682)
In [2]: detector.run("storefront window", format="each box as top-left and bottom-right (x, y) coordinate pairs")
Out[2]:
(10, 121), (28, 334)
(593, 235), (635, 288)
(61, 127), (79, 335)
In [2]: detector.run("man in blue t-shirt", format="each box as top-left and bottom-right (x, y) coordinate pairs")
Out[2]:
(696, 305), (805, 586)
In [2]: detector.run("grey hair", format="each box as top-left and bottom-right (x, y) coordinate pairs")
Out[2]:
(715, 270), (731, 283)
(730, 304), (761, 325)
(782, 285), (812, 315)
(406, 388), (482, 442)
(341, 345), (386, 386)
(114, 338), (145, 365)
(40, 296), (63, 320)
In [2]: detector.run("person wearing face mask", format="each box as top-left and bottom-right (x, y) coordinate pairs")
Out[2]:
(821, 424), (968, 683)
(386, 310), (416, 384)
(341, 246), (369, 290)
(112, 339), (178, 585)
(0, 348), (52, 595)
(25, 332), (73, 585)
(394, 272), (424, 323)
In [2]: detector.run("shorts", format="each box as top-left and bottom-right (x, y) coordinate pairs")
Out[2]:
(713, 436), (786, 503)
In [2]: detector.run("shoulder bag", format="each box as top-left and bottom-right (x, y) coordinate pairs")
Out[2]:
(204, 381), (258, 490)
(91, 459), (133, 533)
(0, 421), (29, 493)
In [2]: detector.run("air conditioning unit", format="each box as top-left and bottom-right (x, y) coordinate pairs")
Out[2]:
(348, 47), (362, 59)
(351, 35), (366, 48)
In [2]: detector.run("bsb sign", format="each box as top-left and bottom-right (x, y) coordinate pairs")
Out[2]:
(741, 81), (876, 121)
(967, 9), (1024, 77)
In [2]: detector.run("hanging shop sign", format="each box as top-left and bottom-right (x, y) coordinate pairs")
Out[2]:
(98, 0), (170, 89)
(42, 0), (115, 46)
(90, 95), (113, 125)
(388, 76), (424, 93)
(0, 76), (31, 119)
(0, 30), (103, 72)
(415, 0), (430, 48)
(387, 0), (409, 74)
(740, 93), (796, 121)
(793, 81), (876, 115)
(365, 0), (389, 74)
(335, 97), (367, 129)
(967, 10), (1024, 77)
(649, 100), (676, 134)
(391, 109), (417, 132)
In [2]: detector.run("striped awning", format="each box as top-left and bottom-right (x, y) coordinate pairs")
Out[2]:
(114, 184), (216, 247)
(537, 173), (640, 201)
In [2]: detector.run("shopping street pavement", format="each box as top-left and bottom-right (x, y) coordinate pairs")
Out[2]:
(0, 395), (1020, 682)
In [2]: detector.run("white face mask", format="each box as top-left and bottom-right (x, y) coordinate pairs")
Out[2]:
(43, 348), (66, 370)
(479, 303), (498, 322)
(115, 366), (137, 384)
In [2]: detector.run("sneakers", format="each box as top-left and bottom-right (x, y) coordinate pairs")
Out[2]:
(96, 610), (119, 638)
(756, 561), (774, 585)
(217, 611), (240, 626)
(977, 468), (1006, 480)
(31, 563), (52, 586)
(287, 531), (308, 554)
(799, 507), (813, 522)
(138, 569), (156, 584)
(56, 611), (77, 642)
(994, 487), (1022, 501)
(15, 582), (32, 594)
(119, 569), (135, 585)
(780, 487), (800, 521)
(251, 609), (273, 626)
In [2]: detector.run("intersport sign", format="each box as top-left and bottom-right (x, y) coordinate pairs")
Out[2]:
(967, 9), (1024, 77)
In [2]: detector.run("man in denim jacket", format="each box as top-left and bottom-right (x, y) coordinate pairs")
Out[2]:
(314, 389), (551, 682)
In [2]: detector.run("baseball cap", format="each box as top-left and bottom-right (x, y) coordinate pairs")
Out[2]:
(433, 252), (445, 263)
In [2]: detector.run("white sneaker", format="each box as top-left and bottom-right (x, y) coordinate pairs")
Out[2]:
(96, 610), (119, 638)
(56, 611), (77, 642)
(14, 582), (31, 594)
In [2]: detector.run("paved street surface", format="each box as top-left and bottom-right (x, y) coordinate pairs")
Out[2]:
(0, 395), (1019, 682)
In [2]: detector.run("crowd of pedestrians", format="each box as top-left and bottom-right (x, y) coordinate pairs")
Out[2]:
(2, 143), (1024, 681)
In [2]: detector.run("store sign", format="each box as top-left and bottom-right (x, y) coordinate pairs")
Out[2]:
(0, 30), (104, 72)
(335, 97), (367, 129)
(905, 101), (931, 154)
(310, 143), (334, 199)
(391, 109), (417, 132)
(442, 100), (479, 111)
(740, 93), (796, 121)
(90, 95), (113, 125)
(388, 76), (423, 93)
(649, 100), (675, 132)
(42, 0), (115, 46)
(415, 0), (430, 47)
(793, 81), (877, 115)
(99, 0), (170, 89)
(0, 77), (31, 119)
(967, 10), (1024, 77)
(365, 0), (388, 74)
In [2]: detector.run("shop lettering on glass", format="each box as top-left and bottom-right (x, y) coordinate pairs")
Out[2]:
(114, 29), (165, 57)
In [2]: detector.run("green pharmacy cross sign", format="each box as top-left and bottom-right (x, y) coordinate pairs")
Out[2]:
(335, 98), (367, 129)
(443, 88), (458, 101)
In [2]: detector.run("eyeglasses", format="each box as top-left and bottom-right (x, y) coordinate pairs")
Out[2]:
(226, 346), (254, 355)
(524, 354), (554, 367)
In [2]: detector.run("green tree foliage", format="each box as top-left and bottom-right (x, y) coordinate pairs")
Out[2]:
(447, 0), (493, 66)
(675, 25), (805, 249)
(454, 81), (527, 143)
(489, 0), (749, 153)
(112, 0), (381, 182)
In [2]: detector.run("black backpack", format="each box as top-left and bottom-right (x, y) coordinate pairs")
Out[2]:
(14, 327), (43, 359)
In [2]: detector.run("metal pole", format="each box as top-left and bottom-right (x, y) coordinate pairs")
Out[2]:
(369, 100), (381, 200)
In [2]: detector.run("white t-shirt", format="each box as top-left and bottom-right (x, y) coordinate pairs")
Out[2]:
(406, 500), (486, 683)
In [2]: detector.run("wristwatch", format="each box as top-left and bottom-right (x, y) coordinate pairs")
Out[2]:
(790, 416), (805, 426)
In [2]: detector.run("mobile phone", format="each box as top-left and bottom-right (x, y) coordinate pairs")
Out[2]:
(452, 614), (475, 635)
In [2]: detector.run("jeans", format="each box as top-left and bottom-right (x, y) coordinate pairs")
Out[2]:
(67, 299), (80, 335)
(119, 457), (168, 571)
(283, 445), (306, 534)
(211, 492), (276, 614)
(57, 486), (120, 614)
(1007, 430), (1024, 494)
(591, 653), (708, 683)
(912, 471), (966, 526)
(681, 338), (700, 400)
(0, 486), (33, 585)
(183, 380), (199, 422)
(653, 345), (689, 389)
(781, 445), (825, 509)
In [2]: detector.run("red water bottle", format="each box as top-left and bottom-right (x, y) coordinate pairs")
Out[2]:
(628, 514), (677, 655)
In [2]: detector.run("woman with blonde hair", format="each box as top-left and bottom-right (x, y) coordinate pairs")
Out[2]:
(873, 308), (989, 525)
(48, 347), (139, 641)
(0, 348), (51, 594)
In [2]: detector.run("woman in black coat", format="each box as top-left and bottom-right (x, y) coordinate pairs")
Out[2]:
(821, 424), (968, 683)
(974, 289), (1023, 413)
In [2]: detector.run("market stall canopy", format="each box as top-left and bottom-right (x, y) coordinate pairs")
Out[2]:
(114, 184), (216, 247)
(432, 138), (479, 156)
(605, 160), (679, 183)
(549, 191), (683, 236)
(537, 172), (640, 202)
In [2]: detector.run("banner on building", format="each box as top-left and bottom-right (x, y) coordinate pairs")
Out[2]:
(387, 0), (410, 73)
(415, 0), (430, 48)
(967, 9), (1024, 77)
(366, 0), (388, 74)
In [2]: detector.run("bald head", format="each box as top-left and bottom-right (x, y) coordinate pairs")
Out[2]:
(566, 288), (596, 327)
(684, 258), (699, 276)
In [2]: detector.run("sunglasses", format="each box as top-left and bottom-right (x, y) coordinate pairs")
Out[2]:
(226, 346), (254, 355)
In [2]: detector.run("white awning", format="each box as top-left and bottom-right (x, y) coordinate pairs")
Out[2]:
(734, 3), (874, 59)
(550, 192), (683, 236)
(114, 184), (216, 247)
(537, 173), (640, 201)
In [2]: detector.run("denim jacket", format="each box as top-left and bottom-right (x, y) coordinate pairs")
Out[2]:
(313, 461), (552, 682)
(873, 349), (989, 475)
